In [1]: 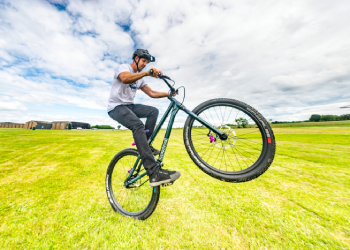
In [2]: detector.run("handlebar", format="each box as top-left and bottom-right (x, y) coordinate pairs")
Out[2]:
(149, 69), (177, 98)
(149, 69), (170, 80)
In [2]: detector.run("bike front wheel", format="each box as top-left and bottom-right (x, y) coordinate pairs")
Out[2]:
(106, 148), (160, 220)
(183, 98), (275, 182)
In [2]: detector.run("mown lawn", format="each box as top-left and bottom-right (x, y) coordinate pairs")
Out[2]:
(0, 127), (349, 249)
(270, 120), (350, 128)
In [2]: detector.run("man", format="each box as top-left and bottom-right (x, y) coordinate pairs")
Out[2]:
(107, 49), (181, 187)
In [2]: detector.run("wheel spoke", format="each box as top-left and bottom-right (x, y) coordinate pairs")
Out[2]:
(189, 103), (265, 173)
(109, 152), (155, 215)
(236, 137), (262, 145)
(235, 138), (262, 152)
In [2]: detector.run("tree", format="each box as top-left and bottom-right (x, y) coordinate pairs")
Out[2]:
(117, 125), (121, 130)
(91, 125), (115, 129)
(340, 114), (350, 120)
(321, 115), (336, 121)
(309, 114), (321, 122)
(235, 118), (249, 128)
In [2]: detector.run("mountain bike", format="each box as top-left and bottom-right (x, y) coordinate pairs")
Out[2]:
(106, 71), (276, 220)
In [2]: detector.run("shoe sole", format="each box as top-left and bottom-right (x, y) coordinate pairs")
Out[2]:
(149, 172), (181, 187)
(149, 178), (171, 187)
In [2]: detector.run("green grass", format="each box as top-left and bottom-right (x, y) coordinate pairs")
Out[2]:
(270, 120), (350, 127)
(0, 127), (349, 249)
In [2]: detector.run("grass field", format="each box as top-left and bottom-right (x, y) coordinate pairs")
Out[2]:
(1, 127), (349, 249)
(270, 120), (350, 128)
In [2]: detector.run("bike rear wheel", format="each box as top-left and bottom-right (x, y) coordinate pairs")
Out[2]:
(106, 148), (160, 220)
(183, 98), (275, 182)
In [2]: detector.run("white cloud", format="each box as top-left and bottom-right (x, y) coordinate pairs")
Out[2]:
(0, 96), (27, 111)
(0, 0), (350, 126)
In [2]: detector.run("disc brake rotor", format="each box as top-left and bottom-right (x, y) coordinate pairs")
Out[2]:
(213, 125), (236, 149)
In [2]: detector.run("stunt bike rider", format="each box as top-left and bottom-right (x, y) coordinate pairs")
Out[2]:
(107, 49), (181, 187)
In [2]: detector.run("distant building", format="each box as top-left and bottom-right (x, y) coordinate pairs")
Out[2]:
(0, 120), (90, 130)
(0, 122), (24, 128)
(23, 121), (51, 130)
(71, 121), (91, 129)
(51, 121), (72, 130)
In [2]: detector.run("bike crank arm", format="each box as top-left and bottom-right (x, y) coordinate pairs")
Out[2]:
(124, 171), (148, 187)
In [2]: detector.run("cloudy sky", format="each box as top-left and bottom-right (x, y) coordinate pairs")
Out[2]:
(1, 0), (350, 127)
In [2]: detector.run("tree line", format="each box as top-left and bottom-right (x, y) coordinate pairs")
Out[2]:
(270, 114), (350, 124)
(271, 121), (303, 124)
(309, 114), (350, 122)
(91, 125), (115, 129)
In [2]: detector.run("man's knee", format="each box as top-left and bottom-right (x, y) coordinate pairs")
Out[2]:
(151, 107), (159, 117)
(131, 120), (145, 132)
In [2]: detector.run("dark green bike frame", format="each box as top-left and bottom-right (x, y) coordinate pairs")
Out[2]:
(125, 84), (227, 187)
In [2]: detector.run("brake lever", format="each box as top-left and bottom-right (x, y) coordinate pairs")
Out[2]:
(161, 74), (171, 80)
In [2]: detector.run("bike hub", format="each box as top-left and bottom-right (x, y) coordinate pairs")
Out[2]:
(220, 133), (228, 140)
(209, 125), (237, 149)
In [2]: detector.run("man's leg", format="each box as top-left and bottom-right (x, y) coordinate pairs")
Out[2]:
(130, 104), (159, 140)
(109, 104), (181, 187)
(108, 105), (159, 176)
(129, 104), (181, 186)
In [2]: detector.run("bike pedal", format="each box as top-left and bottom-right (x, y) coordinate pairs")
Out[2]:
(161, 181), (174, 187)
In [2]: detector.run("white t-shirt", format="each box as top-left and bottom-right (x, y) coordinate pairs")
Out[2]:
(107, 64), (147, 112)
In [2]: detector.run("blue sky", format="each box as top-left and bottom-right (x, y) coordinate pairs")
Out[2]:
(1, 0), (350, 127)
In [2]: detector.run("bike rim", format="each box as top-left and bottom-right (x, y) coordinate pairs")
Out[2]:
(189, 102), (267, 174)
(109, 153), (154, 215)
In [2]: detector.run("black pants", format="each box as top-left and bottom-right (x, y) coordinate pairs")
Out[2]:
(108, 104), (159, 176)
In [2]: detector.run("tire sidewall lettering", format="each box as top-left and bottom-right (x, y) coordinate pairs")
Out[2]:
(106, 174), (114, 205)
(106, 148), (160, 219)
(183, 99), (275, 182)
(247, 107), (270, 138)
(186, 126), (206, 170)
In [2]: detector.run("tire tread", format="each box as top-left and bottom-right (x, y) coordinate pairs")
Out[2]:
(183, 98), (276, 183)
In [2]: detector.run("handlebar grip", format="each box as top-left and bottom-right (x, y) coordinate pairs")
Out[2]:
(149, 69), (161, 77)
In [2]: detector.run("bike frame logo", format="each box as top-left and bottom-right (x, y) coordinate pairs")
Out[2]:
(185, 126), (205, 168)
(159, 138), (168, 159)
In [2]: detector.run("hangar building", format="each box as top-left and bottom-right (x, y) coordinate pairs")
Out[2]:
(0, 122), (24, 128)
(0, 121), (90, 130)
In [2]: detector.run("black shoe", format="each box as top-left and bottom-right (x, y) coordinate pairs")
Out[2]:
(160, 168), (177, 175)
(150, 146), (160, 155)
(149, 168), (181, 187)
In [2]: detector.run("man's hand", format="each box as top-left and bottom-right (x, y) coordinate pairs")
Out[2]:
(141, 85), (174, 98)
(148, 68), (163, 78)
(170, 91), (178, 97)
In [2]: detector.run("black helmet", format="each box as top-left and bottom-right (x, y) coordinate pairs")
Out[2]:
(132, 49), (155, 62)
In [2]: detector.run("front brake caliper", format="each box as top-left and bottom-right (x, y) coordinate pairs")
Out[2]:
(207, 131), (216, 143)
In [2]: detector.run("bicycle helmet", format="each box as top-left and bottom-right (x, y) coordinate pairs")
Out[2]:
(132, 49), (155, 72)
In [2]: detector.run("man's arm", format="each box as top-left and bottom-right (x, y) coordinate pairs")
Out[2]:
(140, 85), (169, 98)
(119, 68), (163, 85)
(119, 71), (148, 85)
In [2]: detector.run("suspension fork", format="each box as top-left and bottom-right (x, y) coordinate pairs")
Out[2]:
(181, 106), (227, 139)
